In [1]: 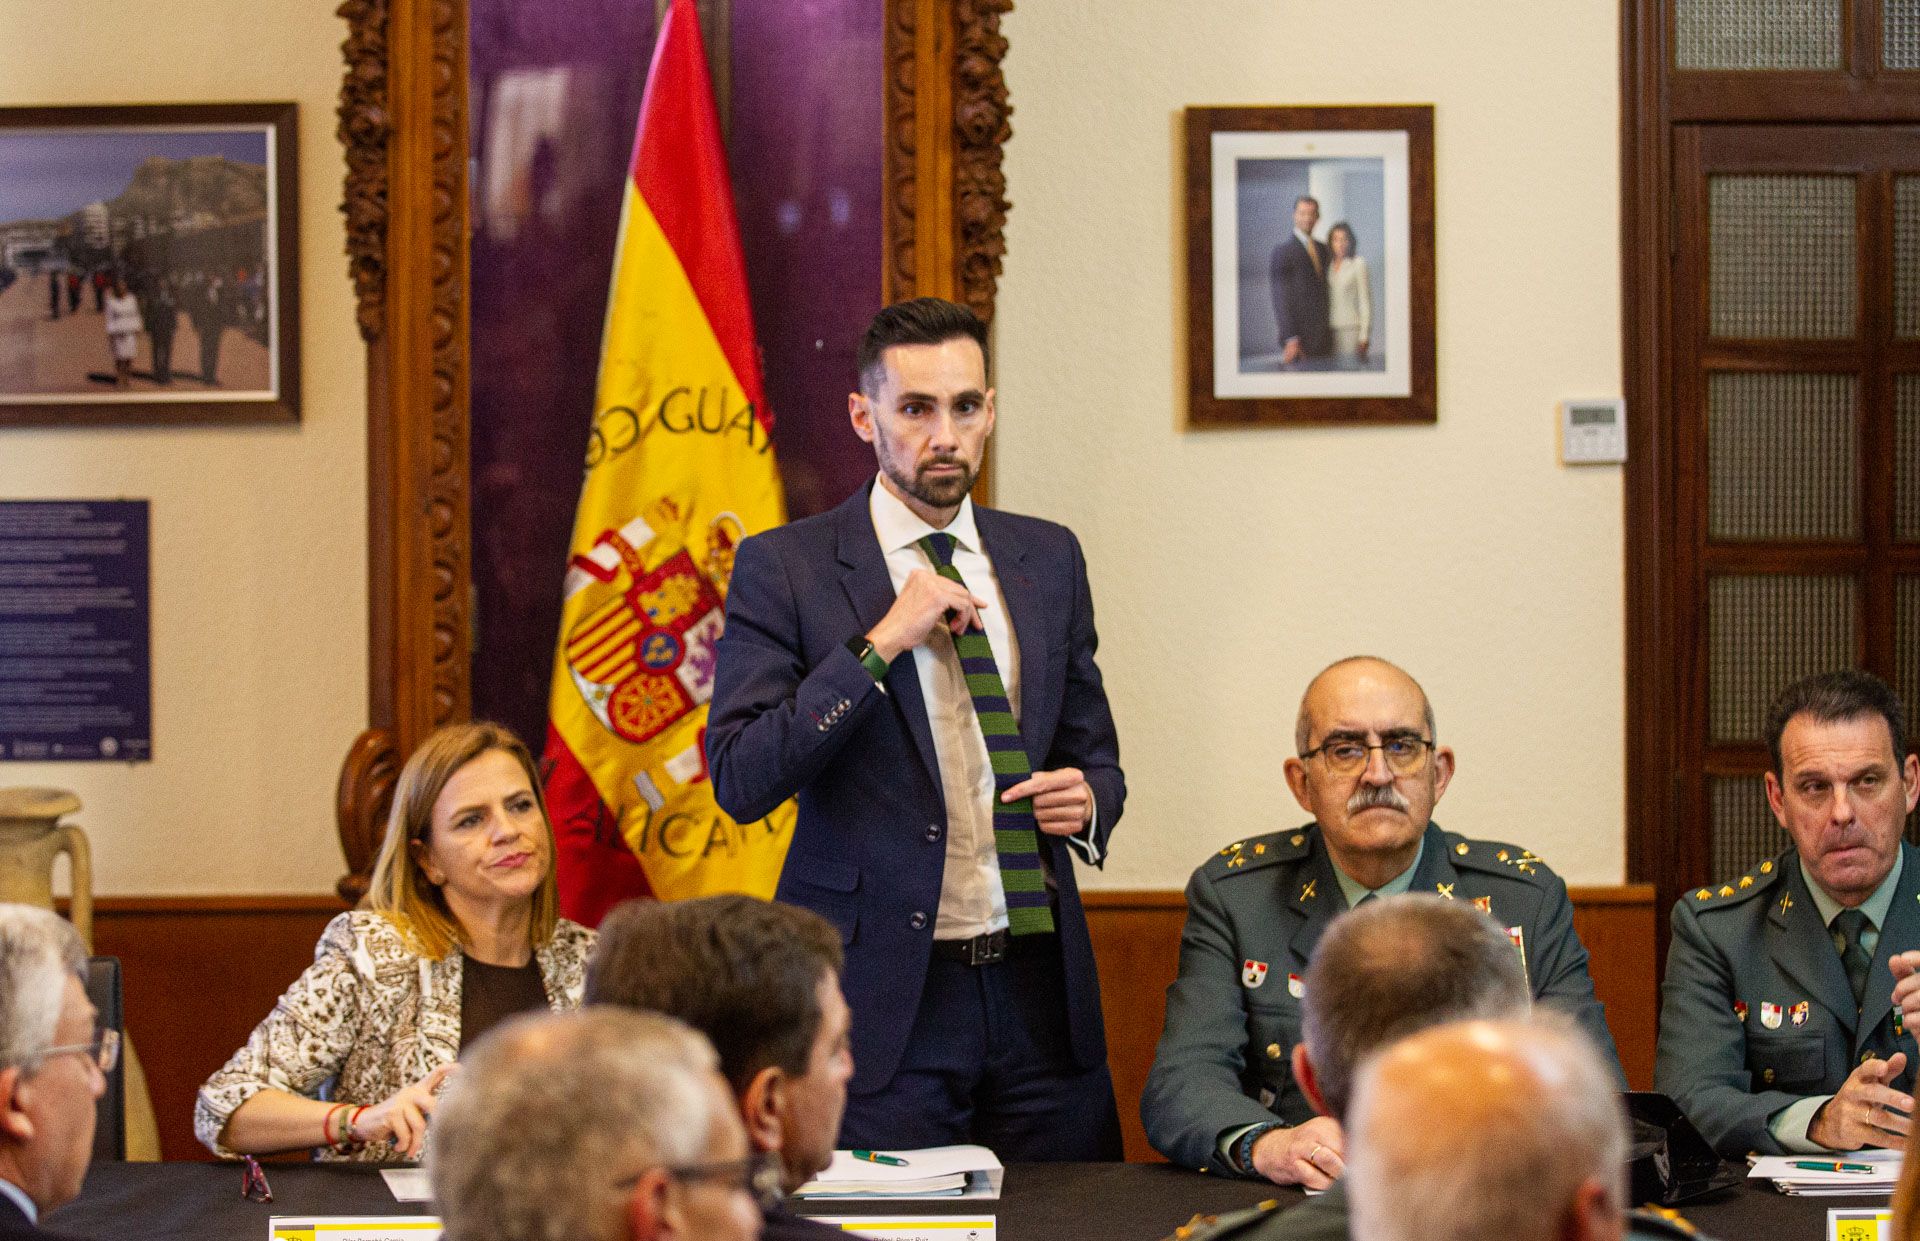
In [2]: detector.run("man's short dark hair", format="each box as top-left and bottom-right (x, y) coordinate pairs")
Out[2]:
(1300, 894), (1529, 1120)
(1764, 669), (1909, 777)
(856, 297), (988, 395)
(1295, 195), (1319, 211)
(586, 894), (844, 1094)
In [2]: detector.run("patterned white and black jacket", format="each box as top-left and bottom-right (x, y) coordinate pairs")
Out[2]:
(194, 909), (593, 1161)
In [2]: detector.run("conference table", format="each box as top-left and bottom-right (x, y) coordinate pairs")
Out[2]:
(43, 1160), (1859, 1240)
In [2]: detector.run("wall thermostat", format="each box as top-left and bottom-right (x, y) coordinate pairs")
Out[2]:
(1559, 398), (1627, 465)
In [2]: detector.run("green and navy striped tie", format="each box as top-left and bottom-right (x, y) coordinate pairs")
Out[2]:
(918, 532), (1054, 935)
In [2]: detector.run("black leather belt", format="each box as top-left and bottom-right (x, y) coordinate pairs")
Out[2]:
(932, 929), (1057, 965)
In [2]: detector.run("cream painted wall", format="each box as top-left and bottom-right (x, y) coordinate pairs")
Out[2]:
(995, 2), (1626, 888)
(0, 0), (365, 893)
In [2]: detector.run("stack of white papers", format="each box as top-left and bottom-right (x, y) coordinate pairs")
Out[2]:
(1749, 1150), (1901, 1195)
(796, 1145), (1005, 1200)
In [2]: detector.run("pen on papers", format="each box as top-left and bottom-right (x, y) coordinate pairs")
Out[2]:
(1787, 1160), (1877, 1173)
(852, 1150), (910, 1166)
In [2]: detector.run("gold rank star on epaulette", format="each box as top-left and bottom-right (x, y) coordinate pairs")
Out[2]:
(1691, 857), (1784, 907)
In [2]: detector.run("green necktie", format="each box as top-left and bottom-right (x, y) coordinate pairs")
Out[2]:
(1833, 909), (1871, 1009)
(918, 532), (1054, 935)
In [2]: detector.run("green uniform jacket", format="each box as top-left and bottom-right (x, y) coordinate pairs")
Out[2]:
(1140, 821), (1624, 1174)
(1653, 843), (1920, 1159)
(1154, 1185), (1715, 1241)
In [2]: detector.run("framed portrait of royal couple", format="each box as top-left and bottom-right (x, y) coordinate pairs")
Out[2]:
(1185, 104), (1435, 427)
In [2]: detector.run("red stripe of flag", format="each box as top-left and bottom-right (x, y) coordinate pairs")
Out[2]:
(544, 723), (653, 924)
(629, 0), (770, 431)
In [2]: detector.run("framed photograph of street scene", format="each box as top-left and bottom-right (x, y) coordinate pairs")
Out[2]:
(0, 103), (299, 427)
(1185, 104), (1433, 428)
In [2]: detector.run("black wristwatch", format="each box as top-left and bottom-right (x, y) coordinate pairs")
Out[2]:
(845, 635), (891, 682)
(1234, 1122), (1283, 1175)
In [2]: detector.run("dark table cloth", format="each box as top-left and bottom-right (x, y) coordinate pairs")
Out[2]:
(43, 1160), (1861, 1241)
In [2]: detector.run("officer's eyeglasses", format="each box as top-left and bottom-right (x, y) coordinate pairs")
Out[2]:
(1300, 734), (1435, 777)
(35, 1027), (118, 1074)
(621, 1151), (784, 1211)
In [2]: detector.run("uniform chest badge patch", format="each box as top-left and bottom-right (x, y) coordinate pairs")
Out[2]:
(1242, 959), (1268, 989)
(1896, 1009), (1907, 1037)
(1287, 972), (1305, 999)
(1760, 1002), (1783, 1030)
(1733, 1000), (1749, 1023)
(1505, 925), (1530, 989)
(1473, 895), (1492, 914)
(1790, 1001), (1809, 1027)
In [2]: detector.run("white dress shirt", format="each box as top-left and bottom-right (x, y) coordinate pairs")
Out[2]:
(869, 480), (1017, 939)
(0, 1176), (36, 1224)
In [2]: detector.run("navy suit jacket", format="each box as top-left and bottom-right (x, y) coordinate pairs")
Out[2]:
(707, 482), (1124, 1093)
(1269, 234), (1331, 357)
(5, 1193), (88, 1241)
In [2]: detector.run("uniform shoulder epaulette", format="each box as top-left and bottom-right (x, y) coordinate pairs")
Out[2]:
(1685, 852), (1787, 911)
(1153, 1200), (1281, 1241)
(1205, 828), (1311, 878)
(1628, 1204), (1704, 1238)
(1443, 832), (1558, 885)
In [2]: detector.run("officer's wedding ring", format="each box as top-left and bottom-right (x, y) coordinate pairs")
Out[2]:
(1307, 1143), (1324, 1165)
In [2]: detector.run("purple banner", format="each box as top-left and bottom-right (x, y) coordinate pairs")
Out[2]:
(0, 500), (151, 762)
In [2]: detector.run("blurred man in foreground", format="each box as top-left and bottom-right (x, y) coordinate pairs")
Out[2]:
(0, 904), (110, 1241)
(589, 895), (852, 1241)
(1348, 1018), (1629, 1241)
(429, 1008), (763, 1241)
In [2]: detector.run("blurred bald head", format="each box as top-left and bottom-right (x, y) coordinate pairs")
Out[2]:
(1347, 1017), (1628, 1241)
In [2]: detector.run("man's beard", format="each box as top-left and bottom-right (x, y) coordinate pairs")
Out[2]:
(883, 451), (975, 510)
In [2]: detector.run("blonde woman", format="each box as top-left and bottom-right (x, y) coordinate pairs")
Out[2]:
(1326, 222), (1372, 364)
(195, 722), (594, 1161)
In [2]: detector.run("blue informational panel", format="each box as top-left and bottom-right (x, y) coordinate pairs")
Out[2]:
(0, 500), (152, 762)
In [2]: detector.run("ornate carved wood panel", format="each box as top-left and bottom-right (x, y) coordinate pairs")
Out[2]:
(335, 0), (1013, 896)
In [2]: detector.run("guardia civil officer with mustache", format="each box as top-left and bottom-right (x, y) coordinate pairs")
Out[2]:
(1140, 657), (1624, 1188)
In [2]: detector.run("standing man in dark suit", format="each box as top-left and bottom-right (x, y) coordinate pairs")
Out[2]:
(1656, 670), (1920, 1158)
(1270, 195), (1332, 365)
(0, 905), (109, 1241)
(707, 297), (1125, 1160)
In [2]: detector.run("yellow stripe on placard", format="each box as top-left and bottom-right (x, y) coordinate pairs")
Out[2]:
(270, 1219), (443, 1240)
(814, 1221), (998, 1232)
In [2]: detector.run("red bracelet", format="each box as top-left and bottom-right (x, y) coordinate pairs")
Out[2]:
(347, 1105), (370, 1143)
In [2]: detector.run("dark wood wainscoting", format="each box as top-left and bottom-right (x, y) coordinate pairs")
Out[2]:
(80, 896), (349, 1162)
(1084, 885), (1658, 1163)
(90, 885), (1654, 1163)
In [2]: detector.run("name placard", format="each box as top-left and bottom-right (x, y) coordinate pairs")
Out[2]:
(269, 1217), (441, 1241)
(810, 1216), (996, 1241)
(1829, 1207), (1891, 1240)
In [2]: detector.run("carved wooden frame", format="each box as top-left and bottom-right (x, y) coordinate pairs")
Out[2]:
(331, 0), (1014, 897)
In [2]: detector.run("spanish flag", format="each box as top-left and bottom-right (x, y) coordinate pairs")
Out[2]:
(543, 0), (794, 924)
